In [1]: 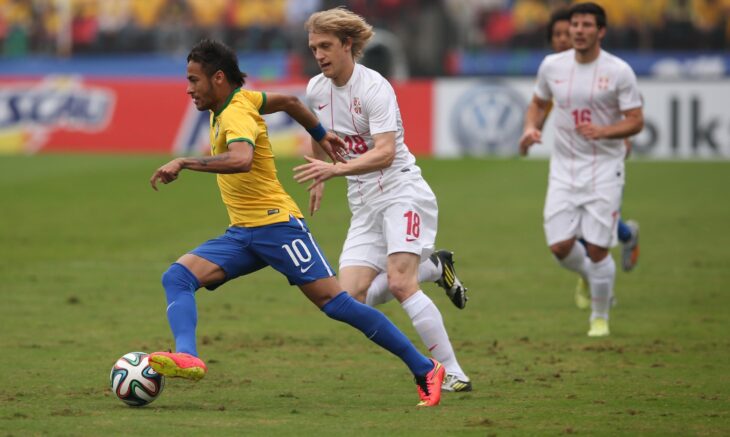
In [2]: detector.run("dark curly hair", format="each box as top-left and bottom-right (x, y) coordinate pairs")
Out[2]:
(568, 2), (607, 29)
(547, 8), (571, 43)
(187, 39), (247, 87)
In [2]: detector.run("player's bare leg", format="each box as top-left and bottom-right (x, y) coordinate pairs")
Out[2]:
(364, 251), (467, 309)
(339, 265), (380, 304)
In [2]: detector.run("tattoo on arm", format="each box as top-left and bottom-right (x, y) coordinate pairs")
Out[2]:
(195, 154), (229, 167)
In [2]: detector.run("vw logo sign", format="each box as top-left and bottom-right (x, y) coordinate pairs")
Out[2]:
(450, 84), (526, 156)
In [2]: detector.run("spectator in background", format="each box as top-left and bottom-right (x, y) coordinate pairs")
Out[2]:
(97, 0), (130, 52)
(125, 0), (167, 51)
(511, 0), (550, 48)
(3, 0), (729, 64)
(226, 0), (287, 51)
(622, 0), (667, 51)
(693, 0), (730, 49)
(656, 0), (697, 50)
(71, 0), (98, 53)
(3, 0), (32, 56)
(155, 0), (195, 53)
(186, 0), (226, 43)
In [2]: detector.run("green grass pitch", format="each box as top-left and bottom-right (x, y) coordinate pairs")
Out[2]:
(0, 155), (728, 435)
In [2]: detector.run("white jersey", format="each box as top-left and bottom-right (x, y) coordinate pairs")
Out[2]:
(306, 64), (421, 207)
(535, 49), (642, 188)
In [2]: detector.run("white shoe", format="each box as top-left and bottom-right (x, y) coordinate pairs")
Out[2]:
(441, 373), (472, 392)
(587, 318), (610, 337)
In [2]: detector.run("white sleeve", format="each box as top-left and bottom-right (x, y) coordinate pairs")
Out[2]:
(364, 79), (398, 135)
(617, 65), (642, 111)
(305, 80), (316, 112)
(534, 58), (552, 101)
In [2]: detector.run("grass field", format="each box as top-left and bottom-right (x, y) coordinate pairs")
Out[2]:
(1, 155), (729, 436)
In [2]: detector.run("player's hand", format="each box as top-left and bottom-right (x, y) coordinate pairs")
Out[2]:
(576, 122), (604, 140)
(317, 131), (348, 163)
(308, 182), (325, 216)
(293, 155), (340, 188)
(150, 158), (183, 191)
(519, 128), (542, 156)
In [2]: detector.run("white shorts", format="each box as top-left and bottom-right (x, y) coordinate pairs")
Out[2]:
(543, 182), (623, 248)
(339, 179), (438, 272)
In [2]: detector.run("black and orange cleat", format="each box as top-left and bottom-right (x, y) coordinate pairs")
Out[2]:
(415, 359), (445, 407)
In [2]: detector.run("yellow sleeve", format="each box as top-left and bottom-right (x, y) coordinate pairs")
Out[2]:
(221, 104), (258, 148)
(240, 89), (267, 114)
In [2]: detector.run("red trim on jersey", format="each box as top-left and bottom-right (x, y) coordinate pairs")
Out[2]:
(347, 83), (382, 194)
(589, 60), (599, 192)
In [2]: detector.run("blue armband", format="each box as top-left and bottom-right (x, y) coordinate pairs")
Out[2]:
(306, 123), (327, 142)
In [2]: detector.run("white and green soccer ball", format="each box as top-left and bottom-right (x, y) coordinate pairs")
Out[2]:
(110, 352), (165, 407)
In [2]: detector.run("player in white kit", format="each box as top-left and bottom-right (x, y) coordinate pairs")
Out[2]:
(519, 2), (644, 337)
(294, 7), (471, 391)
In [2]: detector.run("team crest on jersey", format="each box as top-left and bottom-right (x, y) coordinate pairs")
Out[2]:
(597, 76), (610, 90)
(352, 97), (362, 114)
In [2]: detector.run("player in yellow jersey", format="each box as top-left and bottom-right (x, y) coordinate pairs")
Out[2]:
(146, 39), (444, 407)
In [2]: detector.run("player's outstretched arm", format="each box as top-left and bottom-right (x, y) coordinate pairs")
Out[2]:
(261, 92), (346, 163)
(150, 142), (253, 190)
(293, 131), (396, 187)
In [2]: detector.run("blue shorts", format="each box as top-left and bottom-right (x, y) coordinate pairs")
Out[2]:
(190, 216), (335, 289)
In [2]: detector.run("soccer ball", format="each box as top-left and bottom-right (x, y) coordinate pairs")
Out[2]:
(110, 352), (165, 407)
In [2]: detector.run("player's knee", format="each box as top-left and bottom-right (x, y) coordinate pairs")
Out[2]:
(550, 241), (573, 260)
(161, 263), (200, 294)
(350, 289), (367, 303)
(320, 291), (351, 321)
(387, 275), (417, 299)
(585, 246), (609, 263)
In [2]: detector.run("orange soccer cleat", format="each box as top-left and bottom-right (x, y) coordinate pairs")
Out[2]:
(148, 351), (207, 381)
(415, 359), (445, 407)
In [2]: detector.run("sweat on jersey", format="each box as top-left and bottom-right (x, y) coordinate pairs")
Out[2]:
(209, 88), (303, 227)
(535, 49), (642, 189)
(306, 64), (424, 207)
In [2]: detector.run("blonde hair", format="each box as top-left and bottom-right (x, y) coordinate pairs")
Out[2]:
(305, 7), (374, 60)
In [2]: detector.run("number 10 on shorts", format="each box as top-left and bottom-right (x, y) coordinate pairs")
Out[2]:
(282, 239), (312, 266)
(404, 210), (420, 241)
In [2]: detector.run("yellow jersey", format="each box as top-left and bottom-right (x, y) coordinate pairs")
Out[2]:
(209, 88), (303, 227)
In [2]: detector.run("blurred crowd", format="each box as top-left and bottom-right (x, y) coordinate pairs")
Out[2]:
(2, 0), (729, 73)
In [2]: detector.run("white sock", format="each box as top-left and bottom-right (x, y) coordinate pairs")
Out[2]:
(586, 255), (615, 321)
(401, 290), (467, 379)
(418, 255), (442, 282)
(364, 273), (391, 306)
(557, 242), (589, 280)
(364, 257), (442, 307)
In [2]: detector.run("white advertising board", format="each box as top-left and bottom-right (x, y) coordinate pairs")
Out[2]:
(434, 78), (730, 159)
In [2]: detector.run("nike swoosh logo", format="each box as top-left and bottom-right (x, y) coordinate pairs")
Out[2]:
(318, 104), (328, 110)
(553, 79), (565, 84)
(300, 264), (314, 273)
(406, 237), (417, 242)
